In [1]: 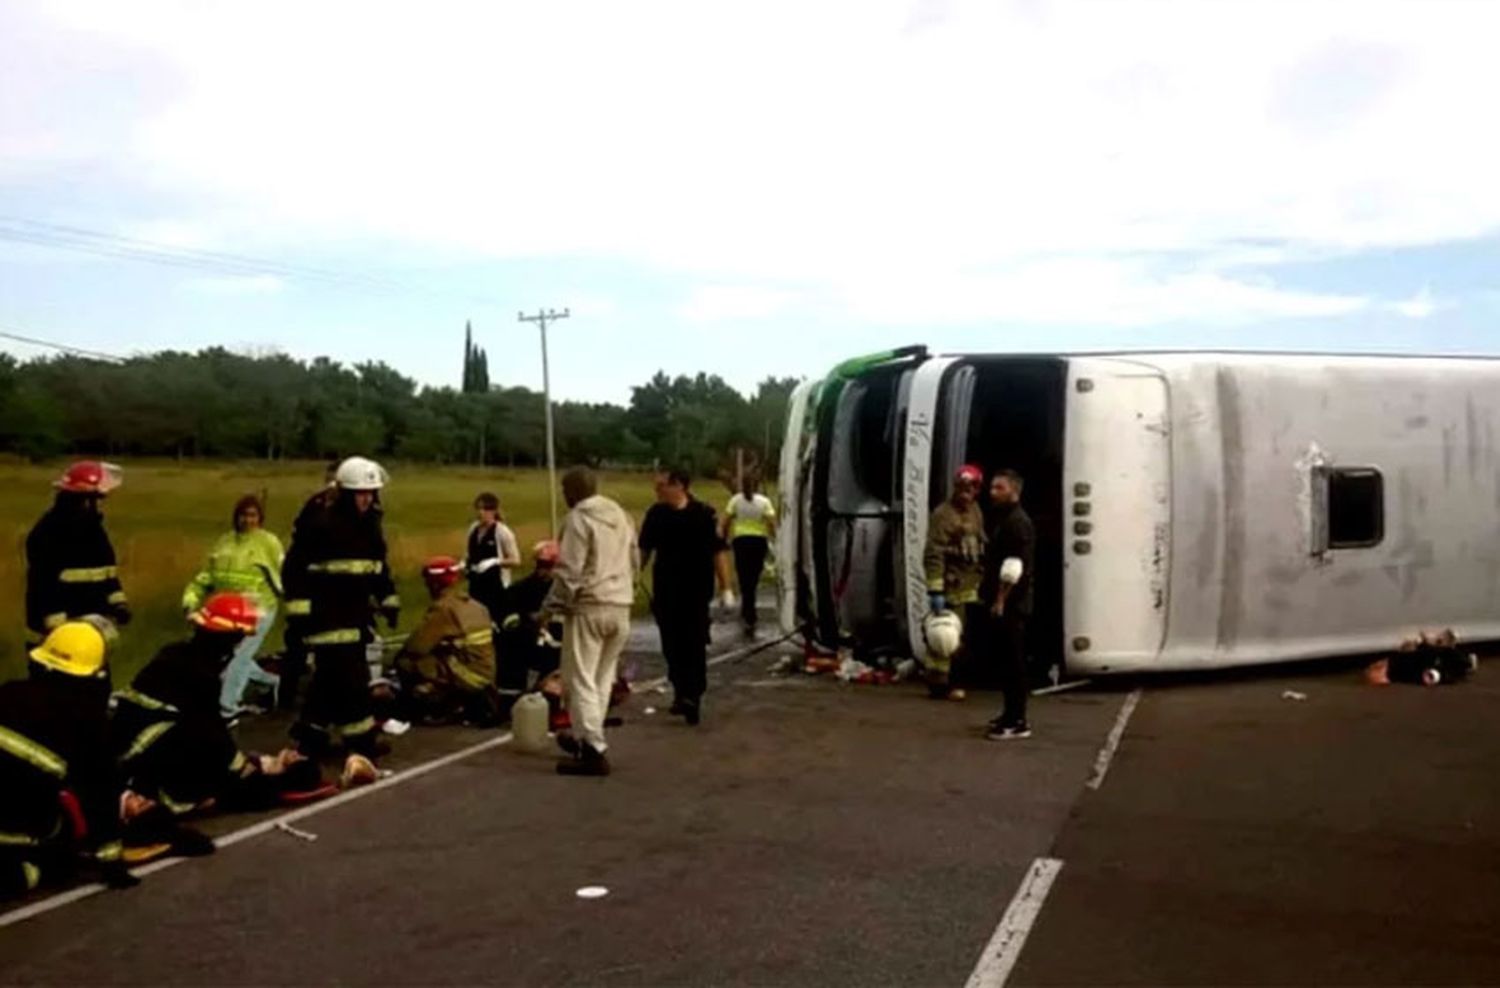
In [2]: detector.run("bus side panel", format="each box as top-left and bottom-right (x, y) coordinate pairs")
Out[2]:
(1064, 359), (1172, 673)
(777, 380), (818, 636)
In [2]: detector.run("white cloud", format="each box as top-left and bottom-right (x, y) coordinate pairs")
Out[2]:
(1392, 284), (1440, 319)
(679, 285), (797, 322)
(7, 0), (1500, 329)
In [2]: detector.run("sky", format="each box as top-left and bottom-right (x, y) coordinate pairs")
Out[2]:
(2, 0), (1499, 404)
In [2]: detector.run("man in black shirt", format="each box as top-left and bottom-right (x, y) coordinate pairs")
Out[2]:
(982, 469), (1036, 741)
(638, 468), (724, 726)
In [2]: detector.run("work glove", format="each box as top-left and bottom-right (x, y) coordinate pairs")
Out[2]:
(928, 593), (947, 613)
(100, 862), (141, 890)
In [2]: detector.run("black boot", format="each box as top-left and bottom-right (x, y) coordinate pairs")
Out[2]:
(682, 699), (701, 727)
(555, 732), (581, 757)
(556, 743), (610, 777)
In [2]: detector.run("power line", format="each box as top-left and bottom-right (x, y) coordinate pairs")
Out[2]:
(0, 326), (125, 363)
(0, 216), (504, 308)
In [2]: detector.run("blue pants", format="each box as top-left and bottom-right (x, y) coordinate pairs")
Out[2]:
(219, 605), (279, 716)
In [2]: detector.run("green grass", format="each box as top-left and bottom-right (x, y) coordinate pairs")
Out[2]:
(0, 460), (676, 683)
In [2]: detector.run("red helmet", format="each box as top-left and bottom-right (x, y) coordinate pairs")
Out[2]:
(533, 540), (561, 566)
(190, 592), (261, 634)
(423, 555), (464, 587)
(955, 464), (984, 486)
(54, 461), (123, 495)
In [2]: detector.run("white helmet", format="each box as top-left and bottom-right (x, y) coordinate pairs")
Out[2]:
(923, 611), (963, 661)
(335, 456), (388, 491)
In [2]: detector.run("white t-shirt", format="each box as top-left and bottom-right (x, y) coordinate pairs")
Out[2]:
(726, 493), (776, 540)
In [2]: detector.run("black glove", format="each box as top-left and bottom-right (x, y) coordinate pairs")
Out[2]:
(110, 603), (133, 627)
(101, 862), (141, 890)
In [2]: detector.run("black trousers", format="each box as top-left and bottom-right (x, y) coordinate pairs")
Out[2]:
(992, 610), (1029, 726)
(294, 641), (377, 757)
(731, 536), (769, 627)
(655, 604), (709, 704)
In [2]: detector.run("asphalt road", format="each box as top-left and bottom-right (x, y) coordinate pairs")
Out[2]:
(1, 617), (1497, 986)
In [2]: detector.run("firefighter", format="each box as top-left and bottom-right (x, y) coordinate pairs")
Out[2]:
(921, 464), (987, 700)
(281, 456), (399, 775)
(275, 462), (341, 711)
(113, 593), (325, 855)
(496, 540), (563, 701)
(391, 557), (502, 726)
(0, 619), (138, 897)
(25, 461), (131, 645)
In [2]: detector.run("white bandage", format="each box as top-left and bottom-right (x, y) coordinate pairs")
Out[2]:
(1000, 557), (1024, 585)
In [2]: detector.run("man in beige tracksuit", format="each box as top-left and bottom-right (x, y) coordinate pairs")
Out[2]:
(544, 467), (639, 777)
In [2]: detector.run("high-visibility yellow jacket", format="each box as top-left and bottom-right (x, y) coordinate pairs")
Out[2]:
(182, 529), (285, 612)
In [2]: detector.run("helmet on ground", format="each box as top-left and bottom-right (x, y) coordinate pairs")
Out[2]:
(955, 464), (984, 487)
(30, 621), (112, 678)
(334, 457), (388, 491)
(190, 592), (261, 635)
(423, 555), (464, 588)
(922, 611), (963, 661)
(533, 540), (561, 566)
(54, 461), (123, 495)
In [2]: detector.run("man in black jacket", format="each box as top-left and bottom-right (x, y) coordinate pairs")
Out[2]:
(638, 468), (724, 726)
(982, 469), (1037, 741)
(25, 462), (131, 645)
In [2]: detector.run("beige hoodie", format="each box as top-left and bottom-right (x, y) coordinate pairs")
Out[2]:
(545, 494), (639, 614)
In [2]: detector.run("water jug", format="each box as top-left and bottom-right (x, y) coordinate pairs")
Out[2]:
(511, 693), (550, 753)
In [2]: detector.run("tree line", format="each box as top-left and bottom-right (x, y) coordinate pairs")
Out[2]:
(0, 348), (800, 477)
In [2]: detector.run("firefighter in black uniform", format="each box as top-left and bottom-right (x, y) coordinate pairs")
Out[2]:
(281, 457), (399, 775)
(25, 461), (131, 645)
(276, 461), (341, 711)
(113, 592), (324, 852)
(0, 619), (138, 897)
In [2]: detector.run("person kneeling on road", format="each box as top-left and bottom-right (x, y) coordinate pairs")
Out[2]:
(545, 467), (639, 777)
(391, 557), (502, 727)
(113, 593), (328, 860)
(496, 541), (564, 706)
(0, 618), (138, 897)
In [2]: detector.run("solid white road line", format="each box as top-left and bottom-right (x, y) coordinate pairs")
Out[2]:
(964, 857), (1065, 988)
(0, 732), (514, 931)
(1087, 688), (1142, 791)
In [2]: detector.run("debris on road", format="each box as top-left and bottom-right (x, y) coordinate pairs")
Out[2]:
(644, 706), (657, 716)
(1367, 629), (1477, 687)
(275, 821), (319, 842)
(1281, 690), (1308, 701)
(381, 718), (412, 736)
(575, 886), (609, 900)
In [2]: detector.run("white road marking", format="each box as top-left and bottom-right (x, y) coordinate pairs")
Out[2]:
(0, 732), (513, 930)
(964, 857), (1065, 988)
(1087, 688), (1142, 791)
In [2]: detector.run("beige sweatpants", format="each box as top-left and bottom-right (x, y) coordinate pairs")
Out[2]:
(561, 604), (631, 753)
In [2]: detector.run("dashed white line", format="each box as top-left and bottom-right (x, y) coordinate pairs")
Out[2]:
(1087, 688), (1142, 791)
(964, 857), (1065, 988)
(0, 732), (514, 930)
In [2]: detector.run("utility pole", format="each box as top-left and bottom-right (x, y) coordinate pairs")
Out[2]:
(518, 307), (570, 534)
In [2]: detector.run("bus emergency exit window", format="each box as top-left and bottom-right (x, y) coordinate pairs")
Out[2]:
(1327, 468), (1384, 548)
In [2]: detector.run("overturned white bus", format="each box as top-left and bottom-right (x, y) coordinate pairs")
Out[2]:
(777, 348), (1500, 676)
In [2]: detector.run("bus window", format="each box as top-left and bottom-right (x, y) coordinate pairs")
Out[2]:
(828, 370), (910, 515)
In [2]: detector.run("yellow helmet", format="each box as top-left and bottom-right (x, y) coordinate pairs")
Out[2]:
(30, 621), (111, 678)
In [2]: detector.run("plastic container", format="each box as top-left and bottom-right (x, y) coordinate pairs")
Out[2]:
(511, 693), (550, 753)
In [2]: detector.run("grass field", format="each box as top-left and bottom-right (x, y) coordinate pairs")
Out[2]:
(0, 460), (672, 683)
